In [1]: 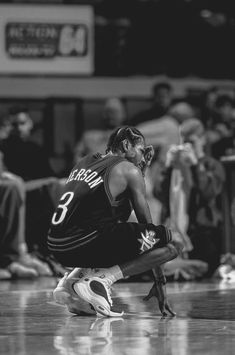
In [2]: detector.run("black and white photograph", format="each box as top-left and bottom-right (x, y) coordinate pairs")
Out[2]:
(0, 1), (235, 355)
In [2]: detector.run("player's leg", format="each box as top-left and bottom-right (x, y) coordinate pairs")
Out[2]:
(74, 242), (181, 316)
(73, 223), (183, 317)
(120, 240), (182, 277)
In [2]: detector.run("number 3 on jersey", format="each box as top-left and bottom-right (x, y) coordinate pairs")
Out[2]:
(52, 192), (74, 225)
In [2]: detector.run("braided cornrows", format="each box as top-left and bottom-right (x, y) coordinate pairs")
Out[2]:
(106, 126), (145, 153)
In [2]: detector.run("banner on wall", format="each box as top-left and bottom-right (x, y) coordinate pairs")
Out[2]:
(0, 5), (94, 75)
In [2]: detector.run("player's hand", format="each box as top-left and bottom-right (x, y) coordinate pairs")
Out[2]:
(143, 282), (176, 317)
(144, 145), (154, 167)
(140, 145), (154, 175)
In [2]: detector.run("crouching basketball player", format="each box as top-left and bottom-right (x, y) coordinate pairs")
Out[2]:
(48, 126), (183, 317)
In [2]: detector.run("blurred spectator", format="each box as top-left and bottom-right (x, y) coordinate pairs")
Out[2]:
(74, 97), (127, 162)
(0, 117), (54, 279)
(168, 101), (196, 125)
(0, 106), (63, 260)
(0, 114), (12, 141)
(159, 118), (225, 279)
(134, 101), (196, 245)
(129, 81), (173, 126)
(137, 101), (195, 161)
(0, 178), (37, 279)
(215, 253), (235, 282)
(200, 85), (219, 129)
(0, 173), (52, 280)
(208, 94), (235, 158)
(0, 106), (54, 180)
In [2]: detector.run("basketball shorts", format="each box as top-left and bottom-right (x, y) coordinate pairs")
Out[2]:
(51, 222), (172, 268)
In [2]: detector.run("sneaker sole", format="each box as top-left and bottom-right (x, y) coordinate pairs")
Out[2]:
(73, 282), (124, 317)
(53, 286), (95, 315)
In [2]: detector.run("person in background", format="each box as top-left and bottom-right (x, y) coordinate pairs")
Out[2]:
(136, 101), (195, 161)
(129, 81), (173, 126)
(74, 97), (127, 162)
(0, 175), (54, 279)
(0, 105), (54, 180)
(0, 107), (63, 270)
(159, 118), (225, 279)
(48, 126), (183, 317)
(0, 177), (38, 279)
(200, 85), (219, 130)
(135, 101), (196, 234)
(0, 115), (53, 279)
(207, 94), (235, 158)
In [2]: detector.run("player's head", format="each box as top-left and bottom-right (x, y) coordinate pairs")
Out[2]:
(106, 126), (145, 153)
(106, 126), (146, 168)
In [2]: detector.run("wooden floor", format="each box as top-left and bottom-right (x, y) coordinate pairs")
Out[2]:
(0, 277), (235, 355)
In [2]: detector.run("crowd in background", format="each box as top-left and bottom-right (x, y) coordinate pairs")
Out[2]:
(1, 81), (235, 281)
(0, 108), (65, 279)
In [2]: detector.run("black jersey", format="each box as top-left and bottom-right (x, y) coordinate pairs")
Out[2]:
(48, 153), (133, 251)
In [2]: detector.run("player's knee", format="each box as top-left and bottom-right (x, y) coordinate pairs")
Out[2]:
(153, 224), (172, 248)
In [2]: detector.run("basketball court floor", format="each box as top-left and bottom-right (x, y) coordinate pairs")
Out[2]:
(0, 277), (235, 355)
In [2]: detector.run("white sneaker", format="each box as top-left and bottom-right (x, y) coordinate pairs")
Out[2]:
(73, 274), (124, 317)
(53, 271), (96, 315)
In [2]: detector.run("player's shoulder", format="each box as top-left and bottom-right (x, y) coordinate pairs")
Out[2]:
(112, 159), (142, 178)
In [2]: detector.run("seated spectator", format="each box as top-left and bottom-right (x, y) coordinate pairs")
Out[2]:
(0, 106), (63, 260)
(158, 118), (225, 278)
(1, 118), (54, 278)
(0, 114), (12, 141)
(0, 177), (36, 279)
(129, 81), (173, 126)
(200, 85), (219, 129)
(137, 101), (195, 161)
(74, 97), (127, 162)
(0, 166), (52, 279)
(0, 105), (54, 180)
(215, 253), (235, 282)
(207, 94), (235, 158)
(132, 101), (196, 271)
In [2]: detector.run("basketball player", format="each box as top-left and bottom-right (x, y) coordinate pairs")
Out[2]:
(48, 126), (183, 317)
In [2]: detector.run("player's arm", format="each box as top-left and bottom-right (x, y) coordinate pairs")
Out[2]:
(124, 164), (152, 224)
(143, 266), (176, 317)
(125, 164), (176, 316)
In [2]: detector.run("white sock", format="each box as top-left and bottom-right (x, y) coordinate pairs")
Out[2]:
(108, 265), (124, 282)
(67, 267), (82, 279)
(67, 267), (92, 279)
(94, 265), (123, 283)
